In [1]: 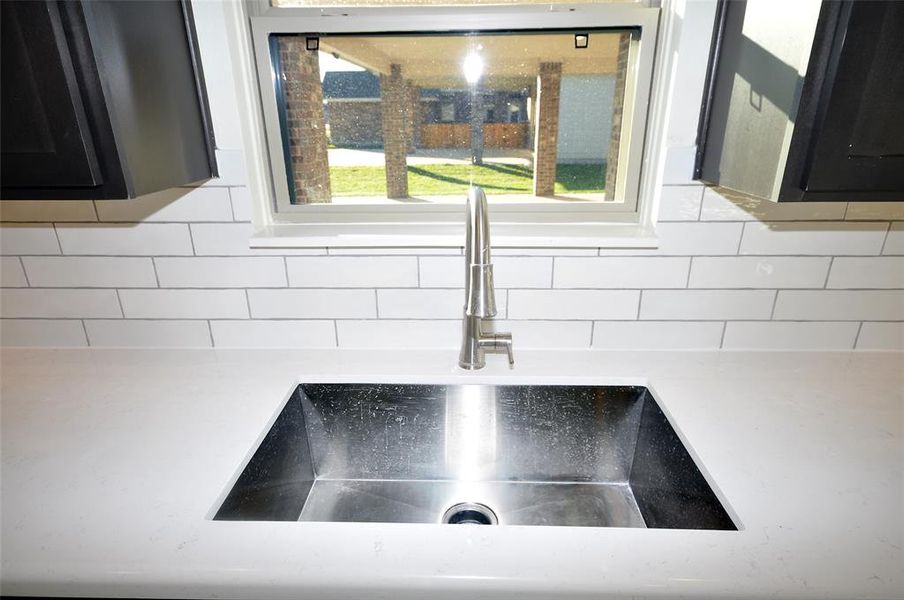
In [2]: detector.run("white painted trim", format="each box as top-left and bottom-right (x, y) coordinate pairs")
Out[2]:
(224, 1), (674, 248)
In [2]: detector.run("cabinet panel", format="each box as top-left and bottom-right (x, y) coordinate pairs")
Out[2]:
(804, 1), (904, 193)
(0, 1), (101, 189)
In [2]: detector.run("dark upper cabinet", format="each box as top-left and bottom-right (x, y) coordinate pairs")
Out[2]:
(0, 0), (217, 200)
(695, 0), (904, 202)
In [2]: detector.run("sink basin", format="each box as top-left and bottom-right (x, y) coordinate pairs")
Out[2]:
(215, 384), (736, 530)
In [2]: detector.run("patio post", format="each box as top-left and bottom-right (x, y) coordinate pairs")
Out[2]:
(380, 64), (409, 198)
(278, 37), (332, 203)
(532, 62), (562, 197)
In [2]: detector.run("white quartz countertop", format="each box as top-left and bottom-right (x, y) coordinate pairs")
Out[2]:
(1, 348), (901, 599)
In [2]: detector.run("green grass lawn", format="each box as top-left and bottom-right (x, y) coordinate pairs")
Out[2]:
(329, 163), (606, 196)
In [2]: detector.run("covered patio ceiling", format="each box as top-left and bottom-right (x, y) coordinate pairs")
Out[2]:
(320, 31), (624, 89)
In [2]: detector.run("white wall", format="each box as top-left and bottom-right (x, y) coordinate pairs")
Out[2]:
(556, 75), (615, 163)
(1, 0), (902, 351)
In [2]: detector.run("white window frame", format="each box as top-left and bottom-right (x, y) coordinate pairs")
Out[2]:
(225, 1), (672, 248)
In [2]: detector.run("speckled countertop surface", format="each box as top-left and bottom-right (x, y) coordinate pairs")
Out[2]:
(1, 348), (901, 599)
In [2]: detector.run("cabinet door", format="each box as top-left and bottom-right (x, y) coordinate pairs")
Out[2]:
(0, 1), (102, 189)
(799, 1), (904, 197)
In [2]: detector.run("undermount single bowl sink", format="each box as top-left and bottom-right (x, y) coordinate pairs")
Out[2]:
(215, 384), (736, 530)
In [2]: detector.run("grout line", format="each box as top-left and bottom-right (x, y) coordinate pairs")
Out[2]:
(416, 256), (421, 287)
(505, 288), (511, 317)
(822, 256), (834, 289)
(114, 289), (125, 318)
(18, 256), (31, 287)
(244, 289), (252, 318)
(51, 223), (63, 254)
(852, 321), (864, 350)
(151, 258), (161, 288)
(769, 290), (779, 320)
(283, 256), (290, 286)
(589, 320), (595, 348)
(333, 320), (339, 346)
(187, 225), (197, 256)
(374, 289), (380, 318)
(719, 321), (728, 348)
(207, 320), (215, 347)
(735, 222), (745, 255)
(636, 290), (642, 320)
(91, 201), (100, 221)
(81, 319), (91, 346)
(685, 257), (693, 288)
(227, 189), (237, 222)
(842, 202), (850, 221)
(550, 256), (556, 288)
(696, 188), (705, 221)
(879, 222), (891, 255)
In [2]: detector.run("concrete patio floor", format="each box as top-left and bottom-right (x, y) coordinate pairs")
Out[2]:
(328, 147), (534, 167)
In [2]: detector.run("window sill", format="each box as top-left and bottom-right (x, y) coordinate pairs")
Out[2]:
(249, 222), (659, 249)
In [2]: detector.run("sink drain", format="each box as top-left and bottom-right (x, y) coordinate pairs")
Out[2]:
(441, 502), (498, 525)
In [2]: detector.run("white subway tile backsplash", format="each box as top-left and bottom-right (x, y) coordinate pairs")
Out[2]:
(1, 257), (27, 287)
(845, 202), (904, 221)
(592, 321), (724, 349)
(689, 257), (830, 289)
(287, 256), (417, 288)
(490, 320), (591, 348)
(377, 288), (482, 319)
(554, 257), (689, 288)
(337, 319), (459, 348)
(190, 223), (326, 256)
(508, 290), (639, 320)
(96, 187), (233, 223)
(56, 224), (193, 256)
(0, 201), (96, 223)
(1, 224), (60, 255)
(827, 257), (904, 289)
(248, 289), (375, 318)
(119, 289), (248, 319)
(419, 256), (551, 288)
(229, 187), (253, 222)
(700, 188), (847, 221)
(210, 320), (336, 348)
(600, 222), (743, 256)
(657, 186), (703, 221)
(0, 289), (121, 318)
(155, 257), (286, 288)
(739, 221), (887, 256)
(722, 321), (859, 350)
(774, 290), (904, 321)
(23, 257), (157, 288)
(883, 222), (904, 255)
(856, 322), (904, 350)
(640, 290), (774, 320)
(210, 149), (248, 186)
(0, 319), (87, 347)
(85, 320), (212, 347)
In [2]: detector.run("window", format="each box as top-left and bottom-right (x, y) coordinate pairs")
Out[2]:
(241, 3), (662, 246)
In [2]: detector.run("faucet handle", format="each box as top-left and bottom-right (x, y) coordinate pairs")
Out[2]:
(480, 331), (514, 367)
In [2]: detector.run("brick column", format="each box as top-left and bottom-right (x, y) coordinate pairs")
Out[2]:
(380, 64), (409, 199)
(278, 37), (331, 204)
(605, 33), (631, 199)
(405, 82), (420, 153)
(532, 63), (562, 197)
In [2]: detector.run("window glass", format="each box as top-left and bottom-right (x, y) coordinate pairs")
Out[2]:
(271, 30), (631, 205)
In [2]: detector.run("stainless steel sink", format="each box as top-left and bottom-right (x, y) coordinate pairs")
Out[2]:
(215, 384), (736, 529)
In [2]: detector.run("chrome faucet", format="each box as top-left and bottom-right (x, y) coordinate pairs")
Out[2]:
(458, 186), (514, 370)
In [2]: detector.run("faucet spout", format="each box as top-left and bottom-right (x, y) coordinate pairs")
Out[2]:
(464, 186), (497, 318)
(459, 185), (513, 370)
